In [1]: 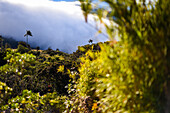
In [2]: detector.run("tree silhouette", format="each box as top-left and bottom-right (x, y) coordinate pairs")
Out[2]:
(88, 39), (93, 43)
(24, 30), (33, 45)
(79, 0), (92, 23)
(36, 46), (40, 51)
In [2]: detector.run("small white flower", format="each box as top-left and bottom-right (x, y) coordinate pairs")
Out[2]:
(16, 69), (18, 73)
(16, 108), (19, 111)
(106, 74), (110, 77)
(71, 71), (74, 75)
(19, 59), (21, 62)
(70, 101), (73, 104)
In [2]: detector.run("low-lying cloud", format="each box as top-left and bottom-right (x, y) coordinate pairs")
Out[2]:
(0, 0), (107, 53)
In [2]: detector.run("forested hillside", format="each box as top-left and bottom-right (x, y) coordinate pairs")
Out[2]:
(0, 39), (104, 112)
(0, 0), (170, 112)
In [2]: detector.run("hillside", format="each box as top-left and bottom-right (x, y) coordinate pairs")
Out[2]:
(0, 38), (106, 112)
(0, 36), (19, 49)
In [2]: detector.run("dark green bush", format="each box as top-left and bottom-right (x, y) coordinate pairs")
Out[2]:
(0, 82), (12, 108)
(17, 44), (30, 54)
(0, 51), (7, 66)
(1, 90), (67, 112)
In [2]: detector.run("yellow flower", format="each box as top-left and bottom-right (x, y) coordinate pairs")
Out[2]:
(92, 103), (97, 110)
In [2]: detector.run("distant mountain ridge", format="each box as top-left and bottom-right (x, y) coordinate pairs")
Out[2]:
(0, 36), (19, 49)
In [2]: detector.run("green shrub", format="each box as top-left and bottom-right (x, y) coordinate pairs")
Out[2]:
(0, 49), (78, 96)
(0, 51), (7, 66)
(1, 90), (67, 112)
(0, 51), (37, 96)
(0, 82), (12, 109)
(74, 0), (170, 112)
(17, 44), (30, 54)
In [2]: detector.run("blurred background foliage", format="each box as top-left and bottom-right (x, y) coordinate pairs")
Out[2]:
(70, 0), (170, 112)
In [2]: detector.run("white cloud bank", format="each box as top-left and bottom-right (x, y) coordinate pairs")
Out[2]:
(0, 0), (108, 53)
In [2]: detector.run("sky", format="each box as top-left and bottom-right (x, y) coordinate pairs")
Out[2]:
(0, 0), (108, 53)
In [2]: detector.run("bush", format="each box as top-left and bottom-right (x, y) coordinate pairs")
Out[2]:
(0, 50), (73, 96)
(1, 90), (67, 112)
(17, 44), (30, 54)
(73, 0), (170, 112)
(0, 82), (12, 109)
(0, 51), (37, 96)
(0, 51), (7, 66)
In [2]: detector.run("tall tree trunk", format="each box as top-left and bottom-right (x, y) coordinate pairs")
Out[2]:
(27, 35), (28, 45)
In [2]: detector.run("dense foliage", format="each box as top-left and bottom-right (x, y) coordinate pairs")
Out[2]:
(0, 0), (169, 112)
(69, 0), (170, 112)
(0, 38), (100, 112)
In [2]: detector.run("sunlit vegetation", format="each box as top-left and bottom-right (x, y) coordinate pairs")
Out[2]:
(0, 38), (102, 112)
(0, 0), (170, 112)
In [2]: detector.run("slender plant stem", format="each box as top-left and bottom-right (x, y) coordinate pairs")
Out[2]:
(27, 35), (28, 45)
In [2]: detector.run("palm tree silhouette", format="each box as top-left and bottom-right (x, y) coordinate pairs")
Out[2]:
(88, 39), (93, 43)
(79, 0), (92, 23)
(24, 30), (33, 45)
